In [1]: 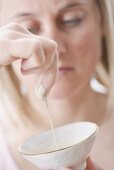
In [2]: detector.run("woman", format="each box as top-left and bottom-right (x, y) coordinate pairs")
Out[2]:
(0, 0), (113, 169)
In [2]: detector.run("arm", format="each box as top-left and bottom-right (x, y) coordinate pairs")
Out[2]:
(62, 157), (103, 170)
(0, 129), (18, 170)
(86, 158), (103, 170)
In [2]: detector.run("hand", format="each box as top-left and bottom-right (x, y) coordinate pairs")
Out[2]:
(62, 157), (102, 170)
(85, 158), (97, 170)
(0, 23), (58, 94)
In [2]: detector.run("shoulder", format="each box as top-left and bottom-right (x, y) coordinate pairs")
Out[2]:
(0, 128), (7, 169)
(0, 128), (19, 170)
(91, 111), (114, 170)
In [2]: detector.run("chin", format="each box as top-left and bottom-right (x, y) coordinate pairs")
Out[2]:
(48, 84), (74, 100)
(49, 91), (67, 100)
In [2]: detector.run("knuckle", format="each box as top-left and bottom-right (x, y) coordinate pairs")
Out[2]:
(0, 38), (10, 48)
(32, 39), (41, 52)
(8, 23), (28, 33)
(6, 30), (14, 35)
(9, 23), (21, 30)
(39, 36), (57, 51)
(49, 40), (57, 52)
(1, 30), (19, 40)
(3, 30), (16, 37)
(50, 40), (57, 48)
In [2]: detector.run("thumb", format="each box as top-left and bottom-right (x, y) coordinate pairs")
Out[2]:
(42, 52), (58, 95)
(86, 157), (99, 170)
(61, 168), (73, 170)
(35, 52), (58, 100)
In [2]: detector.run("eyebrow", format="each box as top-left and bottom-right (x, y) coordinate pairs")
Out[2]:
(10, 1), (87, 20)
(58, 1), (87, 12)
(10, 12), (38, 20)
(64, 2), (85, 9)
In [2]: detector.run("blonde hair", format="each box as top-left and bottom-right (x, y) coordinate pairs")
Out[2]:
(0, 66), (34, 129)
(95, 0), (113, 86)
(0, 0), (114, 128)
(95, 0), (114, 110)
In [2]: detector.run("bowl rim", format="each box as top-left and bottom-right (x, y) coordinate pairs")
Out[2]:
(19, 121), (99, 156)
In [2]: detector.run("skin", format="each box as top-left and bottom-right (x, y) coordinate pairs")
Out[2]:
(0, 0), (106, 123)
(0, 0), (107, 169)
(63, 158), (102, 170)
(1, 0), (103, 99)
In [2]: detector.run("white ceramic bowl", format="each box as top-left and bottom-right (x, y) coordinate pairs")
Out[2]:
(19, 122), (98, 170)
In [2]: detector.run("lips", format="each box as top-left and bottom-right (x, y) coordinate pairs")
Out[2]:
(58, 67), (74, 74)
(59, 67), (74, 71)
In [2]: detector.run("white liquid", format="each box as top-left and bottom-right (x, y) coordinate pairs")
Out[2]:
(43, 98), (58, 149)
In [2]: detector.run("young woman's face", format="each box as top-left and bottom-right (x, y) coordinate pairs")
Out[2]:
(1, 0), (103, 99)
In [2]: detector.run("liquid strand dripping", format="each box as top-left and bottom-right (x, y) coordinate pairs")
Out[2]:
(43, 97), (58, 149)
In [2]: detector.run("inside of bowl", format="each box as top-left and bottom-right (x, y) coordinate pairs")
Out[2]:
(19, 122), (98, 155)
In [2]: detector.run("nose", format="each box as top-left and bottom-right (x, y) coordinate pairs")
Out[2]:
(56, 41), (66, 56)
(41, 23), (66, 56)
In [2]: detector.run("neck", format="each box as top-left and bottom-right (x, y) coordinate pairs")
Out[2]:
(28, 83), (106, 128)
(47, 84), (95, 126)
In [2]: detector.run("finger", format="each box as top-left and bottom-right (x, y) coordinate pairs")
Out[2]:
(0, 23), (32, 35)
(20, 45), (55, 74)
(0, 30), (30, 40)
(86, 157), (98, 170)
(0, 38), (45, 68)
(0, 32), (57, 76)
(20, 51), (53, 75)
(20, 39), (57, 74)
(39, 47), (56, 72)
(61, 168), (73, 170)
(34, 52), (58, 99)
(41, 52), (58, 95)
(11, 38), (45, 64)
(0, 39), (17, 65)
(21, 44), (45, 71)
(38, 36), (57, 56)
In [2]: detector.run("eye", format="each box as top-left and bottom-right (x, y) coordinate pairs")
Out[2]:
(62, 17), (83, 27)
(59, 10), (85, 29)
(27, 26), (39, 34)
(20, 20), (40, 34)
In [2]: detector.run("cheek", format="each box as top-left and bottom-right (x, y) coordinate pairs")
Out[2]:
(69, 29), (102, 76)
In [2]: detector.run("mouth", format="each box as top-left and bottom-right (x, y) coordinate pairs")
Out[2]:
(58, 67), (75, 74)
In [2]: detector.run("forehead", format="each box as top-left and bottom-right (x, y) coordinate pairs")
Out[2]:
(1, 0), (93, 24)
